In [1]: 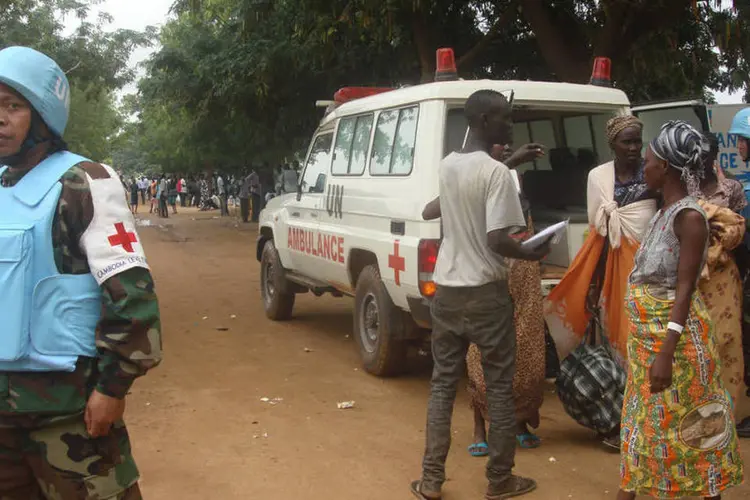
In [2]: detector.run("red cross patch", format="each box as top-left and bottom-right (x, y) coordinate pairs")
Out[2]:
(107, 222), (138, 253)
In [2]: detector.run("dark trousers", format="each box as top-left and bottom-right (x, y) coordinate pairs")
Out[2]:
(240, 197), (250, 223)
(422, 281), (516, 493)
(180, 193), (186, 207)
(250, 193), (261, 222)
(219, 195), (228, 216)
(159, 197), (169, 218)
(140, 190), (146, 205)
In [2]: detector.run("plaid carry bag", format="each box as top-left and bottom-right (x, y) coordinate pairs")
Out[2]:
(555, 311), (626, 436)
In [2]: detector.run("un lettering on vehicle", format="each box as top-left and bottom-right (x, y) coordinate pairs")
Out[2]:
(288, 227), (345, 264)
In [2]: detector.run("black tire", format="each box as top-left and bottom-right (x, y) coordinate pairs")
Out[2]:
(260, 239), (295, 320)
(353, 265), (409, 376)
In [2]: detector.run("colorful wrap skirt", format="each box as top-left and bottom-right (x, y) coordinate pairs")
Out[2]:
(620, 284), (744, 497)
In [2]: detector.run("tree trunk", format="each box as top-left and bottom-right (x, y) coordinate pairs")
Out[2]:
(519, 0), (592, 83)
(410, 13), (434, 83)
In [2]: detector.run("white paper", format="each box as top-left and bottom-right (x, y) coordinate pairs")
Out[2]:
(521, 220), (568, 249)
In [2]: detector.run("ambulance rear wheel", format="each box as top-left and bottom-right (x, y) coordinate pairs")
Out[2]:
(261, 240), (295, 320)
(354, 265), (408, 377)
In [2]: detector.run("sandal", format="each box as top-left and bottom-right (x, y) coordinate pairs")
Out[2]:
(516, 433), (541, 449)
(410, 480), (441, 500)
(468, 441), (490, 457)
(486, 476), (537, 499)
(737, 417), (750, 438)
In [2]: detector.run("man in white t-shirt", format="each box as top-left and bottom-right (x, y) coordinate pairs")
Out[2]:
(411, 90), (549, 500)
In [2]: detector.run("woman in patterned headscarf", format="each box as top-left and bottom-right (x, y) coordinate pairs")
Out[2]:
(619, 121), (743, 499)
(546, 115), (658, 449)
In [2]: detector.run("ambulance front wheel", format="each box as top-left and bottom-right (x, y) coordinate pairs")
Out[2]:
(261, 240), (296, 320)
(354, 265), (408, 377)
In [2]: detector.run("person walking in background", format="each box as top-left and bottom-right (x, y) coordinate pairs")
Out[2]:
(618, 121), (743, 500)
(239, 170), (251, 223)
(0, 46), (162, 498)
(138, 176), (147, 205)
(149, 178), (157, 213)
(158, 174), (168, 218)
(411, 90), (549, 500)
(249, 169), (261, 222)
(217, 172), (228, 216)
(179, 175), (187, 207)
(129, 177), (139, 215)
(282, 163), (298, 194)
(168, 175), (178, 215)
(199, 174), (211, 211)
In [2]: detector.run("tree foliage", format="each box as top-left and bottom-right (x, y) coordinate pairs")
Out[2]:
(1, 0), (154, 162)
(131, 0), (750, 174)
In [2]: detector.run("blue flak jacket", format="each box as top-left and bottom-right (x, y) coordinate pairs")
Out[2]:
(0, 151), (100, 372)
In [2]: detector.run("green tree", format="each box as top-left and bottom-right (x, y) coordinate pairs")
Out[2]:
(1, 0), (155, 160)
(136, 0), (750, 175)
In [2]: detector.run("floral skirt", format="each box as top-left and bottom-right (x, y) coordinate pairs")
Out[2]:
(620, 284), (743, 497)
(699, 262), (745, 409)
(467, 259), (545, 428)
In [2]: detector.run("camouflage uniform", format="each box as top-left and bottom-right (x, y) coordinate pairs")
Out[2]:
(0, 162), (162, 500)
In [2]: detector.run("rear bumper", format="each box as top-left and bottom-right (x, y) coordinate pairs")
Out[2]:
(407, 296), (432, 329)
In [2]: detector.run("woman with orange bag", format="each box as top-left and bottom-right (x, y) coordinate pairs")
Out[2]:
(546, 115), (658, 449)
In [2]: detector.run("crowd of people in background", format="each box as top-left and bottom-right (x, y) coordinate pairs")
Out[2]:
(122, 163), (300, 222)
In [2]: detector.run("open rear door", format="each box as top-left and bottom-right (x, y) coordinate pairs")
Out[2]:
(632, 100), (709, 143)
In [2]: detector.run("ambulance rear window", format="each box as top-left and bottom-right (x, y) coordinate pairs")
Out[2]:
(370, 105), (419, 176)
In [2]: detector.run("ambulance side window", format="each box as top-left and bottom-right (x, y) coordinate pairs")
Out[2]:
(332, 114), (374, 176)
(300, 133), (333, 194)
(370, 105), (419, 176)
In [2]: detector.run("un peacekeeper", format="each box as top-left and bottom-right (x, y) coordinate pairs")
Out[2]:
(0, 47), (162, 499)
(729, 107), (750, 437)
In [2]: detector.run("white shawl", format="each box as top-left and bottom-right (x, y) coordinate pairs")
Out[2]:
(587, 162), (657, 248)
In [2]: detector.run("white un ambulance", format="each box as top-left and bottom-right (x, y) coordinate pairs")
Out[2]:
(257, 49), (710, 376)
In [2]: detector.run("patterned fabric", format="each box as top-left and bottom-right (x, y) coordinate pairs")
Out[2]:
(0, 414), (142, 499)
(649, 120), (706, 191)
(467, 257), (545, 428)
(630, 197), (707, 289)
(606, 115), (643, 145)
(555, 318), (626, 435)
(0, 162), (162, 420)
(691, 178), (748, 214)
(613, 160), (652, 207)
(545, 161), (657, 361)
(620, 284), (743, 497)
(696, 200), (746, 409)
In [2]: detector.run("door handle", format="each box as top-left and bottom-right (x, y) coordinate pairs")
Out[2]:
(310, 212), (318, 218)
(391, 221), (405, 235)
(291, 212), (300, 218)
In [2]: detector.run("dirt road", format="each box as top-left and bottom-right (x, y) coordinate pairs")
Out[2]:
(127, 207), (750, 499)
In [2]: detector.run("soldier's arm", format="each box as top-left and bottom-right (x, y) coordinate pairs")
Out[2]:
(65, 163), (163, 399)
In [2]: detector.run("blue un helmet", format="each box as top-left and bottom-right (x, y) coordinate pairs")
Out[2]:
(0, 46), (70, 138)
(729, 107), (750, 140)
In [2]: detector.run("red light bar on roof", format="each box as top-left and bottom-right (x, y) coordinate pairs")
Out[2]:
(590, 57), (612, 87)
(435, 48), (458, 82)
(334, 87), (394, 104)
